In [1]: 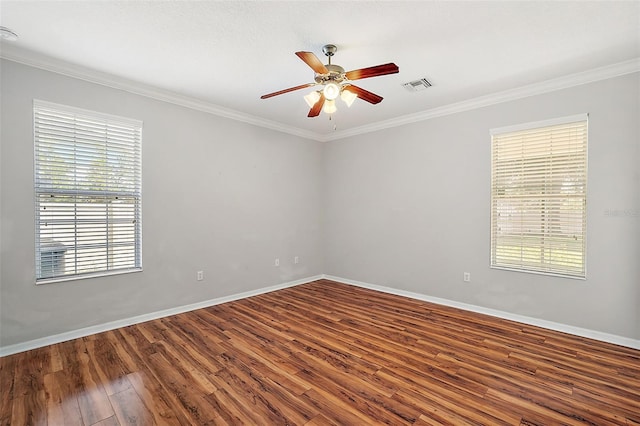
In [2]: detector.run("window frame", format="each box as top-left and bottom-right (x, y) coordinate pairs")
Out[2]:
(490, 114), (588, 279)
(34, 100), (143, 284)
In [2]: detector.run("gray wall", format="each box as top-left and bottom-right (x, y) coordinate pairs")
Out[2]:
(2, 59), (638, 349)
(324, 72), (640, 340)
(0, 60), (324, 347)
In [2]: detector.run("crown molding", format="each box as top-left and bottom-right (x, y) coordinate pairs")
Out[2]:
(323, 57), (640, 141)
(0, 44), (324, 141)
(2, 44), (638, 143)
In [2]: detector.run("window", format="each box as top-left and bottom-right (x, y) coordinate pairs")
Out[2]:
(490, 114), (587, 279)
(34, 100), (142, 283)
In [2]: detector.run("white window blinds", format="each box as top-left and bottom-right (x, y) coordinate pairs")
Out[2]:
(34, 100), (142, 283)
(490, 114), (588, 279)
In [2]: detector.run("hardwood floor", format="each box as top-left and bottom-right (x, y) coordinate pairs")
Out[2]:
(1, 279), (639, 425)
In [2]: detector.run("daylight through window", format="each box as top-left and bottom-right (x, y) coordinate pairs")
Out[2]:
(34, 100), (142, 283)
(490, 114), (587, 278)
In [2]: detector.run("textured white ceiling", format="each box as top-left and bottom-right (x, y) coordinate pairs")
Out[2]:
(1, 1), (639, 136)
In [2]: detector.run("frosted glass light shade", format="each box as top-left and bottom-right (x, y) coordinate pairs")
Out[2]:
(304, 91), (321, 108)
(341, 89), (357, 107)
(323, 82), (341, 100)
(323, 99), (337, 114)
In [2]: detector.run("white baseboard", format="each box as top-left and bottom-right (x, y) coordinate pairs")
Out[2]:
(323, 274), (640, 350)
(0, 275), (323, 357)
(3, 273), (638, 356)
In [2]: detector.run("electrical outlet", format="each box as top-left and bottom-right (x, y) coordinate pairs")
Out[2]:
(294, 256), (299, 264)
(274, 258), (280, 267)
(197, 270), (204, 281)
(463, 272), (471, 282)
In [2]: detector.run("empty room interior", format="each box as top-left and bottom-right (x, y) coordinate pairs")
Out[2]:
(1, 1), (639, 425)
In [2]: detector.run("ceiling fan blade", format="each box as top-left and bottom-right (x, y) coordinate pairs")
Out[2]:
(345, 63), (399, 81)
(343, 85), (383, 104)
(295, 51), (329, 74)
(261, 83), (315, 99)
(308, 94), (325, 117)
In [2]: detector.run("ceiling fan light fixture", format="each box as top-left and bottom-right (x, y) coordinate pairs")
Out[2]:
(340, 89), (357, 107)
(323, 99), (337, 114)
(323, 82), (341, 100)
(304, 91), (321, 108)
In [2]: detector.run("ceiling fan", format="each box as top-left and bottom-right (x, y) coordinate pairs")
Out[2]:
(260, 44), (399, 117)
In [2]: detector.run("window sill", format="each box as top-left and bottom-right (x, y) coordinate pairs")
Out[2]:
(35, 267), (143, 285)
(490, 265), (586, 280)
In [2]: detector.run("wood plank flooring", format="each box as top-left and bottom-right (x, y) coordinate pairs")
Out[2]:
(1, 279), (639, 425)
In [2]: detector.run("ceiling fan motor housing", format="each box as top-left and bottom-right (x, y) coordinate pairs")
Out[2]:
(313, 44), (345, 84)
(314, 64), (346, 84)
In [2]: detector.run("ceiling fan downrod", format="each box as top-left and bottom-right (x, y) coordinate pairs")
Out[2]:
(322, 44), (337, 65)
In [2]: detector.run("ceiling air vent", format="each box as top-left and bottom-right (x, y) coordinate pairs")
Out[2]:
(402, 78), (432, 92)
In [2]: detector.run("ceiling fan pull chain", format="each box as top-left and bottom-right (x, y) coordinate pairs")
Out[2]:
(328, 114), (338, 131)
